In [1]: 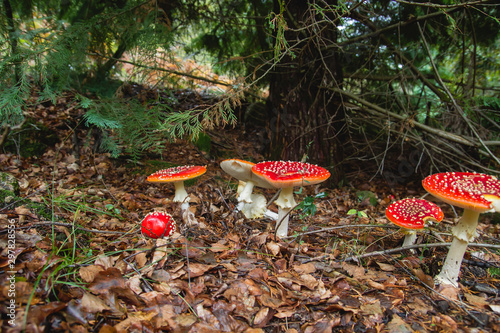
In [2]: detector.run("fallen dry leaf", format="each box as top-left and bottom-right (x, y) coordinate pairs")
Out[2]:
(79, 264), (105, 283)
(386, 315), (412, 333)
(464, 293), (489, 308)
(88, 267), (126, 293)
(114, 311), (157, 333)
(187, 262), (216, 277)
(81, 292), (111, 312)
(376, 261), (396, 272)
(266, 241), (281, 256)
(293, 262), (316, 274)
(342, 262), (366, 280)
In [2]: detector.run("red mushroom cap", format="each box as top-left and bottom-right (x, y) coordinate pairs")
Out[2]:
(251, 161), (330, 188)
(141, 211), (176, 238)
(147, 165), (207, 183)
(422, 172), (500, 212)
(386, 198), (444, 230)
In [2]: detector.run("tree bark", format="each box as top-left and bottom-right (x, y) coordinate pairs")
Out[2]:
(267, 0), (345, 183)
(95, 40), (128, 80)
(2, 0), (21, 83)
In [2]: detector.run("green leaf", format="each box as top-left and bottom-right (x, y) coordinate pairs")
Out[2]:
(358, 211), (368, 218)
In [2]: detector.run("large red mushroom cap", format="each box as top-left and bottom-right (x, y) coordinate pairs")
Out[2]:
(422, 172), (500, 213)
(386, 198), (444, 230)
(251, 161), (331, 189)
(251, 161), (330, 237)
(141, 211), (176, 239)
(147, 165), (207, 203)
(147, 165), (207, 183)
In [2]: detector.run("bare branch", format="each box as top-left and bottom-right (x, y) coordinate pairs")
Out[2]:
(327, 86), (477, 147)
(395, 0), (495, 9)
(416, 22), (500, 165)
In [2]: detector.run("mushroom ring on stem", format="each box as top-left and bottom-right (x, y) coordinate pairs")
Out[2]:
(386, 198), (444, 247)
(141, 211), (177, 239)
(147, 165), (206, 211)
(423, 172), (500, 287)
(252, 160), (330, 237)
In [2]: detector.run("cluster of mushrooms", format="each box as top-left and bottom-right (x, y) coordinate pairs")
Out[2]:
(140, 161), (500, 289)
(140, 159), (331, 240)
(386, 172), (500, 287)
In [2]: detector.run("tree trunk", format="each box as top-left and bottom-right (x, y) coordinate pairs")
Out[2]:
(267, 0), (345, 183)
(2, 0), (21, 83)
(95, 40), (128, 80)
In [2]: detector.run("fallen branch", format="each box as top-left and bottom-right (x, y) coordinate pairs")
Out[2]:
(343, 242), (500, 262)
(282, 223), (398, 239)
(9, 221), (129, 235)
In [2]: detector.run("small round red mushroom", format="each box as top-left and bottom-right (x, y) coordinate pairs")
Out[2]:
(141, 211), (176, 239)
(422, 172), (500, 287)
(252, 161), (330, 237)
(147, 165), (206, 209)
(386, 198), (444, 247)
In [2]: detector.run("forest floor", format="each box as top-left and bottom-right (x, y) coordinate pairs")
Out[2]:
(1, 88), (500, 333)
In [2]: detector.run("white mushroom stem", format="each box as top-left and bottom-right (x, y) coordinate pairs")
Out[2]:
(434, 209), (480, 287)
(180, 201), (190, 211)
(274, 187), (297, 238)
(238, 194), (279, 220)
(401, 229), (418, 248)
(174, 181), (193, 224)
(241, 194), (266, 219)
(237, 181), (256, 203)
(264, 210), (279, 220)
(173, 181), (189, 204)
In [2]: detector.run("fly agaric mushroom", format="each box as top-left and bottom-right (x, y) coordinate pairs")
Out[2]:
(220, 159), (274, 203)
(423, 172), (500, 287)
(147, 165), (206, 211)
(386, 198), (444, 247)
(252, 161), (330, 237)
(220, 159), (277, 219)
(141, 211), (176, 239)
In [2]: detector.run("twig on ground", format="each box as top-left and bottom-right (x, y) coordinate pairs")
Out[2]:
(282, 223), (398, 239)
(216, 188), (232, 211)
(8, 221), (129, 235)
(343, 242), (500, 262)
(123, 257), (154, 292)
